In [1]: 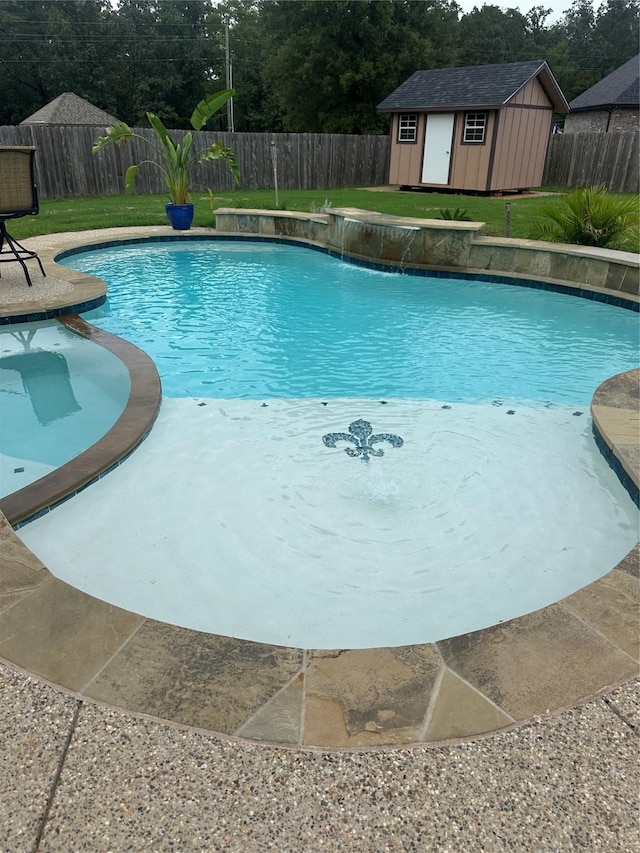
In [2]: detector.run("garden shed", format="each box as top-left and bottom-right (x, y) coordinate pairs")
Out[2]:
(563, 54), (639, 133)
(377, 59), (568, 194)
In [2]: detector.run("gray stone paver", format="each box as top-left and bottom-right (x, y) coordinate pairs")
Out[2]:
(0, 662), (632, 853)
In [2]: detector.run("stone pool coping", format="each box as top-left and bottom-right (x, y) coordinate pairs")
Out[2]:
(0, 225), (637, 749)
(1, 314), (162, 527)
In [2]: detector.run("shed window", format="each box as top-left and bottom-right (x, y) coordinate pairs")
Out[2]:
(398, 114), (418, 143)
(463, 112), (487, 143)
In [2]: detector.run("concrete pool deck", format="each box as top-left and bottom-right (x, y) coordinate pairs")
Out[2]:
(0, 227), (638, 849)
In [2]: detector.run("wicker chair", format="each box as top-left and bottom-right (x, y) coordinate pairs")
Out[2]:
(0, 146), (46, 287)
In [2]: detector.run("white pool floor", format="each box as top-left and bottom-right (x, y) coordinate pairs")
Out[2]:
(17, 397), (639, 648)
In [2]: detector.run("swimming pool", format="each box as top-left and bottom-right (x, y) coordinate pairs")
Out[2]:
(11, 239), (640, 648)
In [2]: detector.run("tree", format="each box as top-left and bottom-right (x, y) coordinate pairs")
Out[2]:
(554, 0), (639, 101)
(526, 5), (554, 39)
(559, 0), (600, 95)
(0, 0), (118, 124)
(399, 0), (461, 69)
(259, 0), (458, 133)
(591, 0), (639, 77)
(206, 0), (280, 132)
(1, 0), (636, 135)
(457, 5), (536, 66)
(113, 0), (219, 126)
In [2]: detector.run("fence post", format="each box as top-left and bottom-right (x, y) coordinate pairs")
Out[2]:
(270, 140), (279, 208)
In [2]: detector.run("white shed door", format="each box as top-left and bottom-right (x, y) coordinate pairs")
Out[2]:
(421, 113), (454, 184)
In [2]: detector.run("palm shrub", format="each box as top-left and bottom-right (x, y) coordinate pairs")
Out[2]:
(92, 90), (239, 205)
(528, 185), (639, 251)
(437, 207), (472, 221)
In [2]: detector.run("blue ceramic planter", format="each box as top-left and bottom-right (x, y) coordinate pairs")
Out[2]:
(165, 203), (194, 231)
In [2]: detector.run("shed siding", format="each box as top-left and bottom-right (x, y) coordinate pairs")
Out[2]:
(389, 110), (424, 186)
(390, 110), (497, 190)
(449, 111), (495, 191)
(490, 104), (553, 190)
(490, 77), (552, 189)
(388, 113), (427, 185)
(511, 77), (552, 107)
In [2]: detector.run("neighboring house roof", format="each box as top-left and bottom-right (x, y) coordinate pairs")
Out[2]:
(377, 60), (568, 114)
(20, 92), (118, 126)
(569, 54), (640, 112)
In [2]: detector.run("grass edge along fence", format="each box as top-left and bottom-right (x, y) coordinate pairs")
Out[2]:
(0, 125), (390, 199)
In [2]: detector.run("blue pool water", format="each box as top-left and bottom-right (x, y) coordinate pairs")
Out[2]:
(0, 320), (130, 496)
(64, 240), (639, 405)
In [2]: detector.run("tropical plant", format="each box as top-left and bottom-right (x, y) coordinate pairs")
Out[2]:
(528, 185), (639, 250)
(437, 207), (472, 221)
(92, 90), (240, 205)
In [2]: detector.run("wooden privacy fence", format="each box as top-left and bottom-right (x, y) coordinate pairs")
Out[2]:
(2, 124), (638, 198)
(543, 131), (639, 193)
(0, 125), (390, 199)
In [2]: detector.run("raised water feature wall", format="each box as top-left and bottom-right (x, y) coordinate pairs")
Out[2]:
(214, 207), (640, 300)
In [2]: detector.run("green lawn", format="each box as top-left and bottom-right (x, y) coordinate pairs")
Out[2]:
(9, 186), (638, 246)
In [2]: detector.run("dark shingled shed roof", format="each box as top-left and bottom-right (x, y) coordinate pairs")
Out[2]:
(377, 60), (568, 114)
(20, 92), (119, 126)
(569, 55), (640, 112)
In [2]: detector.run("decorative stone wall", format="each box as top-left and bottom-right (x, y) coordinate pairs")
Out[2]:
(325, 208), (483, 268)
(469, 236), (640, 297)
(215, 208), (328, 244)
(215, 207), (640, 301)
